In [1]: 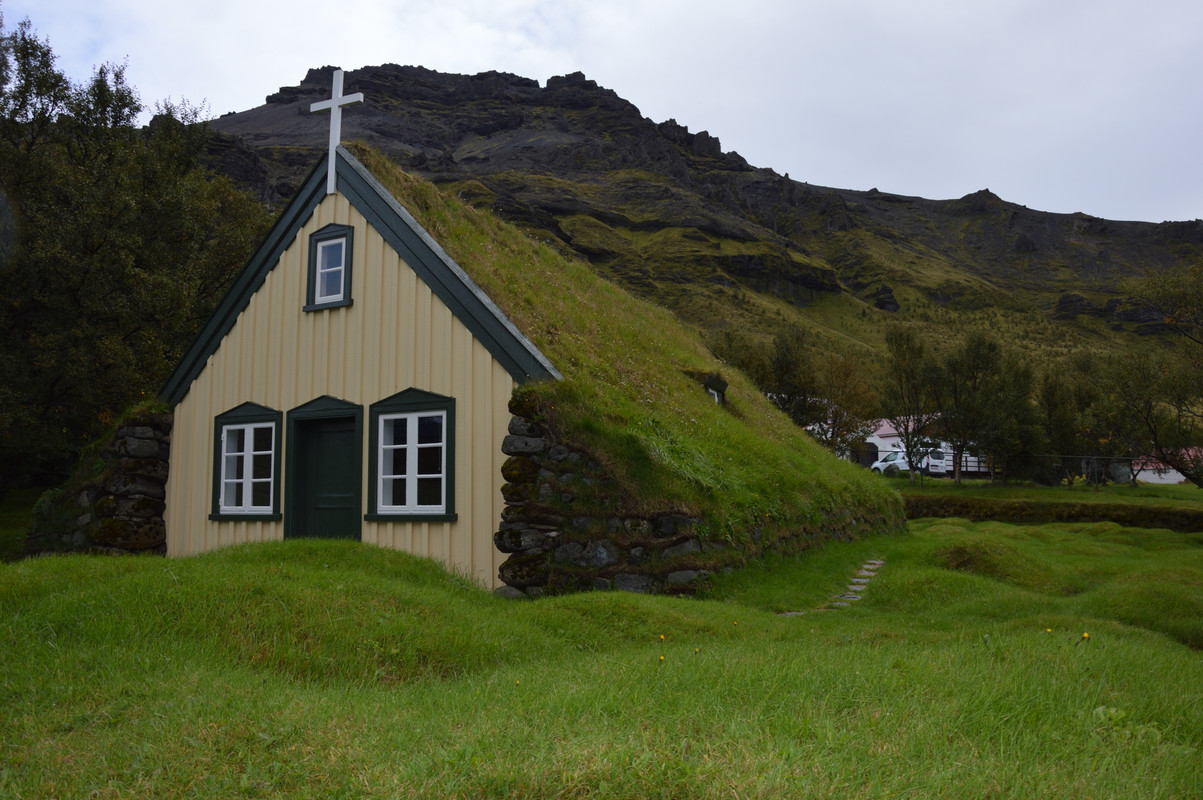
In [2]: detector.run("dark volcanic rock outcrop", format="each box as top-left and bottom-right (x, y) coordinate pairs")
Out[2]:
(207, 64), (1203, 325)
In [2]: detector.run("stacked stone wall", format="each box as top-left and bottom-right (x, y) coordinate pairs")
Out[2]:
(26, 414), (172, 555)
(495, 400), (742, 597)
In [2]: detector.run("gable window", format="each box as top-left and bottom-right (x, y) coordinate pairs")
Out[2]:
(211, 403), (283, 520)
(366, 389), (456, 522)
(305, 223), (354, 310)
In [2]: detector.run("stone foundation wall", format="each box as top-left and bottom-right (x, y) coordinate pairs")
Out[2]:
(494, 398), (906, 597)
(26, 414), (172, 555)
(495, 404), (741, 597)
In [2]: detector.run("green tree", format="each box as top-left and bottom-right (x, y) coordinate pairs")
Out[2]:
(0, 14), (272, 488)
(975, 348), (1042, 483)
(1036, 358), (1099, 486)
(765, 322), (820, 427)
(807, 348), (878, 460)
(879, 327), (940, 484)
(1114, 265), (1203, 488)
(929, 331), (1001, 485)
(1093, 347), (1202, 488)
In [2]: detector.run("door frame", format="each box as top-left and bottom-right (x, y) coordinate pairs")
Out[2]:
(284, 395), (363, 540)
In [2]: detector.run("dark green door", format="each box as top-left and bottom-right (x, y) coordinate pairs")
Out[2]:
(291, 417), (360, 539)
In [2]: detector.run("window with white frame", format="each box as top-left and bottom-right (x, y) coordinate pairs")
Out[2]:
(315, 238), (346, 304)
(366, 389), (456, 521)
(211, 402), (282, 521)
(378, 411), (446, 513)
(305, 223), (354, 310)
(220, 423), (275, 513)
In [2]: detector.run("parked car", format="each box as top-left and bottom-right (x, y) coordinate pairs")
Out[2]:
(870, 449), (946, 476)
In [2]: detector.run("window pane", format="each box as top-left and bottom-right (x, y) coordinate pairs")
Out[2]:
(251, 481), (270, 508)
(225, 453), (243, 480)
(417, 446), (441, 476)
(320, 240), (343, 269)
(252, 453), (271, 480)
(383, 418), (406, 447)
(417, 415), (442, 444)
(388, 478), (406, 507)
(417, 477), (442, 507)
(382, 446), (405, 478)
(226, 428), (244, 454)
(320, 269), (343, 299)
(225, 481), (243, 507)
(252, 426), (272, 451)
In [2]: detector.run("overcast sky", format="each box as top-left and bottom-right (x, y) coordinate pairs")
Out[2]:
(8, 0), (1202, 223)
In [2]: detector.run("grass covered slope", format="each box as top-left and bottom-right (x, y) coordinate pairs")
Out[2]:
(2, 530), (1200, 798)
(349, 143), (902, 546)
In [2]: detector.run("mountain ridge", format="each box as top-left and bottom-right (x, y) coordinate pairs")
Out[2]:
(204, 64), (1203, 352)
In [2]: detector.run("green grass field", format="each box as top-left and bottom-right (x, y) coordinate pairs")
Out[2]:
(1, 513), (1200, 798)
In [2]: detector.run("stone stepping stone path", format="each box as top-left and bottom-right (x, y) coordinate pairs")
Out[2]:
(776, 559), (884, 616)
(828, 559), (884, 608)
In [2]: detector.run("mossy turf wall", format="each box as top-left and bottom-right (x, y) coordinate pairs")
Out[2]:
(904, 495), (1203, 532)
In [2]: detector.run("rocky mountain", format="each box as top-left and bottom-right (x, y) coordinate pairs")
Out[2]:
(206, 64), (1203, 354)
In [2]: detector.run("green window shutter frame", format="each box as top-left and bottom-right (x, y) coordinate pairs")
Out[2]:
(210, 402), (283, 521)
(366, 388), (457, 522)
(304, 223), (355, 311)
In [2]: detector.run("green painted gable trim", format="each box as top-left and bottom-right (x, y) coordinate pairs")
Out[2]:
(161, 146), (559, 406)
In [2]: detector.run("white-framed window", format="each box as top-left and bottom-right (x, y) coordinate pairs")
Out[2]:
(366, 389), (455, 522)
(377, 411), (446, 513)
(305, 223), (354, 310)
(219, 423), (276, 513)
(314, 238), (346, 304)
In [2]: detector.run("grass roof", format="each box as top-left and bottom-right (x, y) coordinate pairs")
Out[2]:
(349, 143), (903, 546)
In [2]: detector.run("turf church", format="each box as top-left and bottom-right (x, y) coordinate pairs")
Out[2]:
(160, 71), (559, 587)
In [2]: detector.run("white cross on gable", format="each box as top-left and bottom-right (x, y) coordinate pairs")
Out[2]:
(310, 69), (364, 195)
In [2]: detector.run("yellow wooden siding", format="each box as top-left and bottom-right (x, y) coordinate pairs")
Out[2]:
(164, 194), (516, 587)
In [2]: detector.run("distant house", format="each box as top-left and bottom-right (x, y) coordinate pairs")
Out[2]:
(160, 131), (559, 586)
(1131, 456), (1187, 484)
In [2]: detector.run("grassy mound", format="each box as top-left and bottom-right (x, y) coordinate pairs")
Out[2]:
(2, 532), (1201, 798)
(351, 143), (902, 545)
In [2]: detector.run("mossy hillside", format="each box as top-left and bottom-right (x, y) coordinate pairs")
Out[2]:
(474, 167), (1163, 376)
(350, 143), (903, 545)
(440, 159), (1173, 377)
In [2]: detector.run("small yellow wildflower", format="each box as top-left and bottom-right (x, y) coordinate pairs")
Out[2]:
(1082, 632), (1090, 640)
(1046, 628), (1052, 633)
(659, 655), (665, 662)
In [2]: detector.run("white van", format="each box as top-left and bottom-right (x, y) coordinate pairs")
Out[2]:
(870, 448), (946, 476)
